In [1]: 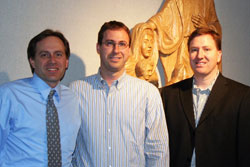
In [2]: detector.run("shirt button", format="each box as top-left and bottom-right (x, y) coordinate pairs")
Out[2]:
(108, 129), (111, 132)
(108, 146), (111, 150)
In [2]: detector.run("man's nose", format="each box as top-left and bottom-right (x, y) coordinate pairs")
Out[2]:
(113, 44), (120, 53)
(197, 49), (204, 59)
(48, 55), (56, 63)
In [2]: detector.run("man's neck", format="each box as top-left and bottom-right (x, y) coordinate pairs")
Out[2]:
(100, 68), (125, 86)
(194, 70), (219, 90)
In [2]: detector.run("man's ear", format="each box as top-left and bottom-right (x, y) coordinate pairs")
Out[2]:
(29, 58), (35, 69)
(96, 43), (100, 54)
(65, 59), (69, 69)
(217, 50), (222, 63)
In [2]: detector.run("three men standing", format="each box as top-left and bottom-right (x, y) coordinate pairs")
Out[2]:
(1, 21), (249, 167)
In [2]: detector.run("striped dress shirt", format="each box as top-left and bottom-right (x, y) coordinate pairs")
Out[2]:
(70, 72), (169, 167)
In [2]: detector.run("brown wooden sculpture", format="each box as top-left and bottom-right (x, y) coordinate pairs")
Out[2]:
(126, 0), (222, 86)
(125, 23), (159, 86)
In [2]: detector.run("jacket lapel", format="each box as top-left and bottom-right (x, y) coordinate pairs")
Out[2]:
(197, 74), (228, 126)
(179, 78), (196, 129)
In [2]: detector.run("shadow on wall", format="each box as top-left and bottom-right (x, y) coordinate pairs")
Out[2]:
(157, 58), (165, 88)
(61, 54), (86, 86)
(0, 72), (10, 85)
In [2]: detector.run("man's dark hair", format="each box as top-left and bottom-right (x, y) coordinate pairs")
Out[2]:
(188, 28), (222, 51)
(97, 20), (131, 46)
(27, 29), (70, 73)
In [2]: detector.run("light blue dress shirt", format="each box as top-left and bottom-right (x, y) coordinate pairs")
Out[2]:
(0, 73), (81, 167)
(70, 72), (169, 167)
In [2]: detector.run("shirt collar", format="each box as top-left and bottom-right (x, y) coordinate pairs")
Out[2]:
(31, 73), (61, 102)
(96, 68), (126, 90)
(192, 71), (219, 94)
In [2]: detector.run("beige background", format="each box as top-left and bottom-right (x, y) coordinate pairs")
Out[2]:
(0, 0), (249, 86)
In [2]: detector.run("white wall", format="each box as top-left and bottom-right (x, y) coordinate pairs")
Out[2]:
(215, 0), (250, 86)
(0, 0), (249, 86)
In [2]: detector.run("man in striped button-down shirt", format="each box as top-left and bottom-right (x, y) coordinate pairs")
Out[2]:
(70, 20), (169, 167)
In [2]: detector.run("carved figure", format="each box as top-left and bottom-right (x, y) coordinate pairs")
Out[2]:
(126, 23), (159, 86)
(135, 58), (159, 87)
(127, 0), (222, 86)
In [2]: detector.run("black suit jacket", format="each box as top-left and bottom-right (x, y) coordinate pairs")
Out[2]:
(160, 74), (250, 167)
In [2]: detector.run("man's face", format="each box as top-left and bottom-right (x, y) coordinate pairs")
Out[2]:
(97, 29), (130, 75)
(189, 34), (222, 78)
(29, 36), (69, 88)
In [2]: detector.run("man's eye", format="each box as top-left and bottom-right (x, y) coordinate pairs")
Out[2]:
(56, 53), (63, 57)
(40, 53), (49, 57)
(106, 41), (114, 46)
(119, 42), (127, 47)
(190, 48), (198, 52)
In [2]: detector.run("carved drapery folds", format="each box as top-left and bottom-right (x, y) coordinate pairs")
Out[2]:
(126, 0), (222, 86)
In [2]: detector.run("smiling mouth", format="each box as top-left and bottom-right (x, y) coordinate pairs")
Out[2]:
(47, 68), (59, 72)
(110, 56), (121, 61)
(196, 62), (206, 65)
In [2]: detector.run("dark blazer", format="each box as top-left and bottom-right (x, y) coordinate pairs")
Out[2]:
(160, 74), (250, 167)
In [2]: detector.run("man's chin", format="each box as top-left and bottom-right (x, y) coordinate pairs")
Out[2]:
(46, 76), (62, 83)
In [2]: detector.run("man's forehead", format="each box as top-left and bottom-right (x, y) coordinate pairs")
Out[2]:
(190, 35), (215, 45)
(103, 29), (129, 41)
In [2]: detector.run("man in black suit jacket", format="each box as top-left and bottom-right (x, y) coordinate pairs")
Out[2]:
(160, 28), (250, 167)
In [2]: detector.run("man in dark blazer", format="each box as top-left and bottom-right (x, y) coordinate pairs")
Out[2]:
(160, 28), (250, 167)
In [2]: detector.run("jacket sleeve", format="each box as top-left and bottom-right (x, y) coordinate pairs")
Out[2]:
(238, 87), (250, 166)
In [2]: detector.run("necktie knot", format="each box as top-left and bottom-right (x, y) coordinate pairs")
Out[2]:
(48, 90), (56, 100)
